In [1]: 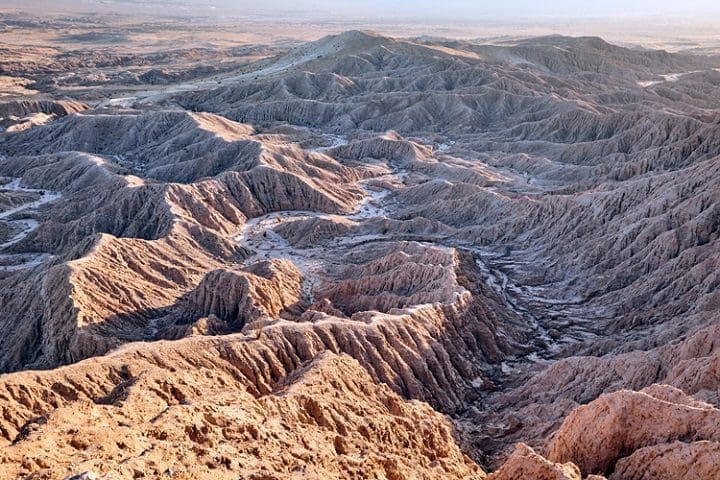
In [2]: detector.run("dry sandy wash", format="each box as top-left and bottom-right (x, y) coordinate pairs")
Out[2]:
(1, 11), (720, 480)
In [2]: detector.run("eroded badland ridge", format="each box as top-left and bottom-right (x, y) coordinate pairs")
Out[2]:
(1, 12), (720, 479)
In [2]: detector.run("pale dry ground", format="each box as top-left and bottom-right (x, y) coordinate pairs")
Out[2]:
(2, 7), (720, 50)
(2, 9), (720, 106)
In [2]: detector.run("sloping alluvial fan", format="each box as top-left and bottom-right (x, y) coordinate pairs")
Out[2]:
(1, 27), (720, 479)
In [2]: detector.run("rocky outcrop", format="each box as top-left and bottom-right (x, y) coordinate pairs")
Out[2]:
(317, 242), (466, 314)
(611, 441), (720, 480)
(0, 343), (485, 480)
(174, 260), (303, 329)
(489, 444), (583, 480)
(548, 385), (720, 477)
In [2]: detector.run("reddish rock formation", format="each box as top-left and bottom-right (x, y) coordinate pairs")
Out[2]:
(548, 385), (720, 477)
(0, 344), (485, 480)
(489, 444), (583, 480)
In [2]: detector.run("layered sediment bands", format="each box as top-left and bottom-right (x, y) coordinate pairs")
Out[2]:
(0, 346), (485, 480)
(329, 131), (432, 164)
(275, 216), (354, 248)
(276, 215), (451, 250)
(223, 166), (362, 216)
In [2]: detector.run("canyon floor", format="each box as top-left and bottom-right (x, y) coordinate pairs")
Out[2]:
(2, 10), (720, 480)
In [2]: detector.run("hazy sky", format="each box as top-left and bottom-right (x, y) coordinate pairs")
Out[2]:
(242, 0), (720, 16)
(7, 0), (720, 22)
